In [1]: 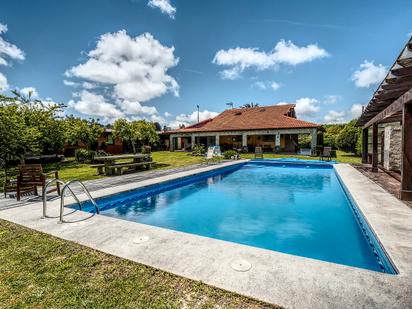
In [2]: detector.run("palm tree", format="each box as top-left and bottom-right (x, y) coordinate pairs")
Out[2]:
(241, 102), (259, 108)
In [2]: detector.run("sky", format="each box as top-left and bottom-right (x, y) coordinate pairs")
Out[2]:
(0, 0), (411, 127)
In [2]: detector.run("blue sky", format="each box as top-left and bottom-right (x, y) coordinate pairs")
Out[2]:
(0, 0), (411, 127)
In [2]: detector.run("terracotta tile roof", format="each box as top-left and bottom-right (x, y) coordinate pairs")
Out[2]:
(167, 104), (318, 133)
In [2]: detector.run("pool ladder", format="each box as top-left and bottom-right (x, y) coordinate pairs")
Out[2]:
(42, 179), (99, 223)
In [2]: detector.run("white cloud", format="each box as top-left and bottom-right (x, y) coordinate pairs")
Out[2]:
(164, 111), (172, 117)
(351, 60), (387, 88)
(324, 110), (346, 123)
(271, 81), (280, 91)
(323, 104), (364, 124)
(252, 80), (280, 91)
(20, 87), (38, 98)
(119, 100), (158, 116)
(0, 72), (8, 91)
(169, 110), (218, 128)
(350, 103), (363, 118)
(0, 23), (25, 66)
(148, 0), (176, 19)
(65, 30), (179, 121)
(63, 80), (78, 87)
(213, 39), (328, 79)
(68, 90), (124, 119)
(253, 81), (267, 89)
(278, 97), (320, 117)
(0, 23), (25, 91)
(323, 95), (341, 104)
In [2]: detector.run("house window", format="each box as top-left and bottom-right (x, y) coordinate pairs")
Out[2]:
(107, 134), (114, 145)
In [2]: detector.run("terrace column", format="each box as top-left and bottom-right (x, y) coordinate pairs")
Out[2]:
(215, 134), (220, 146)
(362, 128), (368, 164)
(400, 102), (412, 200)
(169, 135), (174, 151)
(191, 134), (196, 151)
(372, 123), (378, 172)
(242, 133), (247, 147)
(310, 129), (317, 155)
(275, 133), (280, 153)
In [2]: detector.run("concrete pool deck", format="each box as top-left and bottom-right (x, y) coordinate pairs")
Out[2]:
(0, 161), (411, 308)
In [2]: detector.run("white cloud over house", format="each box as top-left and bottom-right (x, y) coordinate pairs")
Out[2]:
(65, 30), (179, 121)
(169, 109), (218, 128)
(147, 0), (176, 19)
(213, 40), (328, 79)
(351, 60), (387, 88)
(278, 97), (320, 117)
(0, 23), (25, 92)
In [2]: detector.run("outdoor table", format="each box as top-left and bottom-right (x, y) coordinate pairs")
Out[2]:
(93, 154), (151, 175)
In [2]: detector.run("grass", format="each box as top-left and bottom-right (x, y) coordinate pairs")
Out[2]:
(0, 219), (277, 308)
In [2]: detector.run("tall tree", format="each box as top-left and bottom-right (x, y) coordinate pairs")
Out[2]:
(64, 117), (103, 150)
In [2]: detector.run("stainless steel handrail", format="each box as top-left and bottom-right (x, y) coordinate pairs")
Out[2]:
(42, 178), (81, 218)
(59, 180), (99, 223)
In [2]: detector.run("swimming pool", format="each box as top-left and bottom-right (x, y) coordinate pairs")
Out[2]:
(75, 161), (395, 274)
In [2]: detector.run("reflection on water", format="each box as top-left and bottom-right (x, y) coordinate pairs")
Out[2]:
(98, 163), (382, 272)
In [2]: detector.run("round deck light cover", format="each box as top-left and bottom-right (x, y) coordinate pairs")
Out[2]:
(230, 259), (252, 272)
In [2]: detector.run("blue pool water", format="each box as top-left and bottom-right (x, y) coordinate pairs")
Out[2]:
(76, 162), (395, 273)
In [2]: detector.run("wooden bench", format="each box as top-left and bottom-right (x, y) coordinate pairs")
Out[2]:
(106, 162), (155, 175)
(90, 164), (105, 175)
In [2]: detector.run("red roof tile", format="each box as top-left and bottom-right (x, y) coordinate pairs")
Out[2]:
(168, 104), (318, 133)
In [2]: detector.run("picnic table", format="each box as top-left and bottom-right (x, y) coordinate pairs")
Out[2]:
(92, 154), (153, 176)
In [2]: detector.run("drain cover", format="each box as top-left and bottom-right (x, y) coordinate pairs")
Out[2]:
(230, 259), (252, 272)
(133, 235), (149, 244)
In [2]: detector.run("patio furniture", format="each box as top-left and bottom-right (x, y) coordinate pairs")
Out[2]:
(16, 164), (60, 201)
(3, 168), (18, 198)
(255, 146), (263, 159)
(299, 148), (312, 156)
(320, 146), (332, 161)
(93, 154), (154, 176)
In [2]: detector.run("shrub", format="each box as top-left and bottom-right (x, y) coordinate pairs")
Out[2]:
(141, 146), (151, 154)
(223, 150), (239, 160)
(192, 144), (205, 156)
(75, 149), (95, 163)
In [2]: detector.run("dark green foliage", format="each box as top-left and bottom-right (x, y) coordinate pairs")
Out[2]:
(74, 149), (96, 163)
(191, 144), (205, 156)
(223, 150), (239, 159)
(336, 120), (362, 155)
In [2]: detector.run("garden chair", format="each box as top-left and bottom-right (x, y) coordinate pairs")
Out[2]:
(16, 164), (60, 201)
(3, 168), (18, 198)
(320, 147), (332, 161)
(255, 146), (263, 159)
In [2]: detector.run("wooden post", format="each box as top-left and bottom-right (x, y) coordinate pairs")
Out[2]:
(372, 123), (378, 172)
(362, 128), (368, 164)
(400, 103), (412, 200)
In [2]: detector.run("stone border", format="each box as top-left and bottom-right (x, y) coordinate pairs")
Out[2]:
(0, 162), (411, 308)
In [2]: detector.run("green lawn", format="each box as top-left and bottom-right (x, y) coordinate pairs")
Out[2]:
(0, 220), (276, 308)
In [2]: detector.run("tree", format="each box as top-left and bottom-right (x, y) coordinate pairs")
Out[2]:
(132, 120), (159, 146)
(336, 120), (361, 154)
(153, 122), (162, 131)
(113, 118), (136, 153)
(0, 92), (66, 167)
(113, 119), (159, 153)
(241, 103), (259, 108)
(64, 117), (103, 150)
